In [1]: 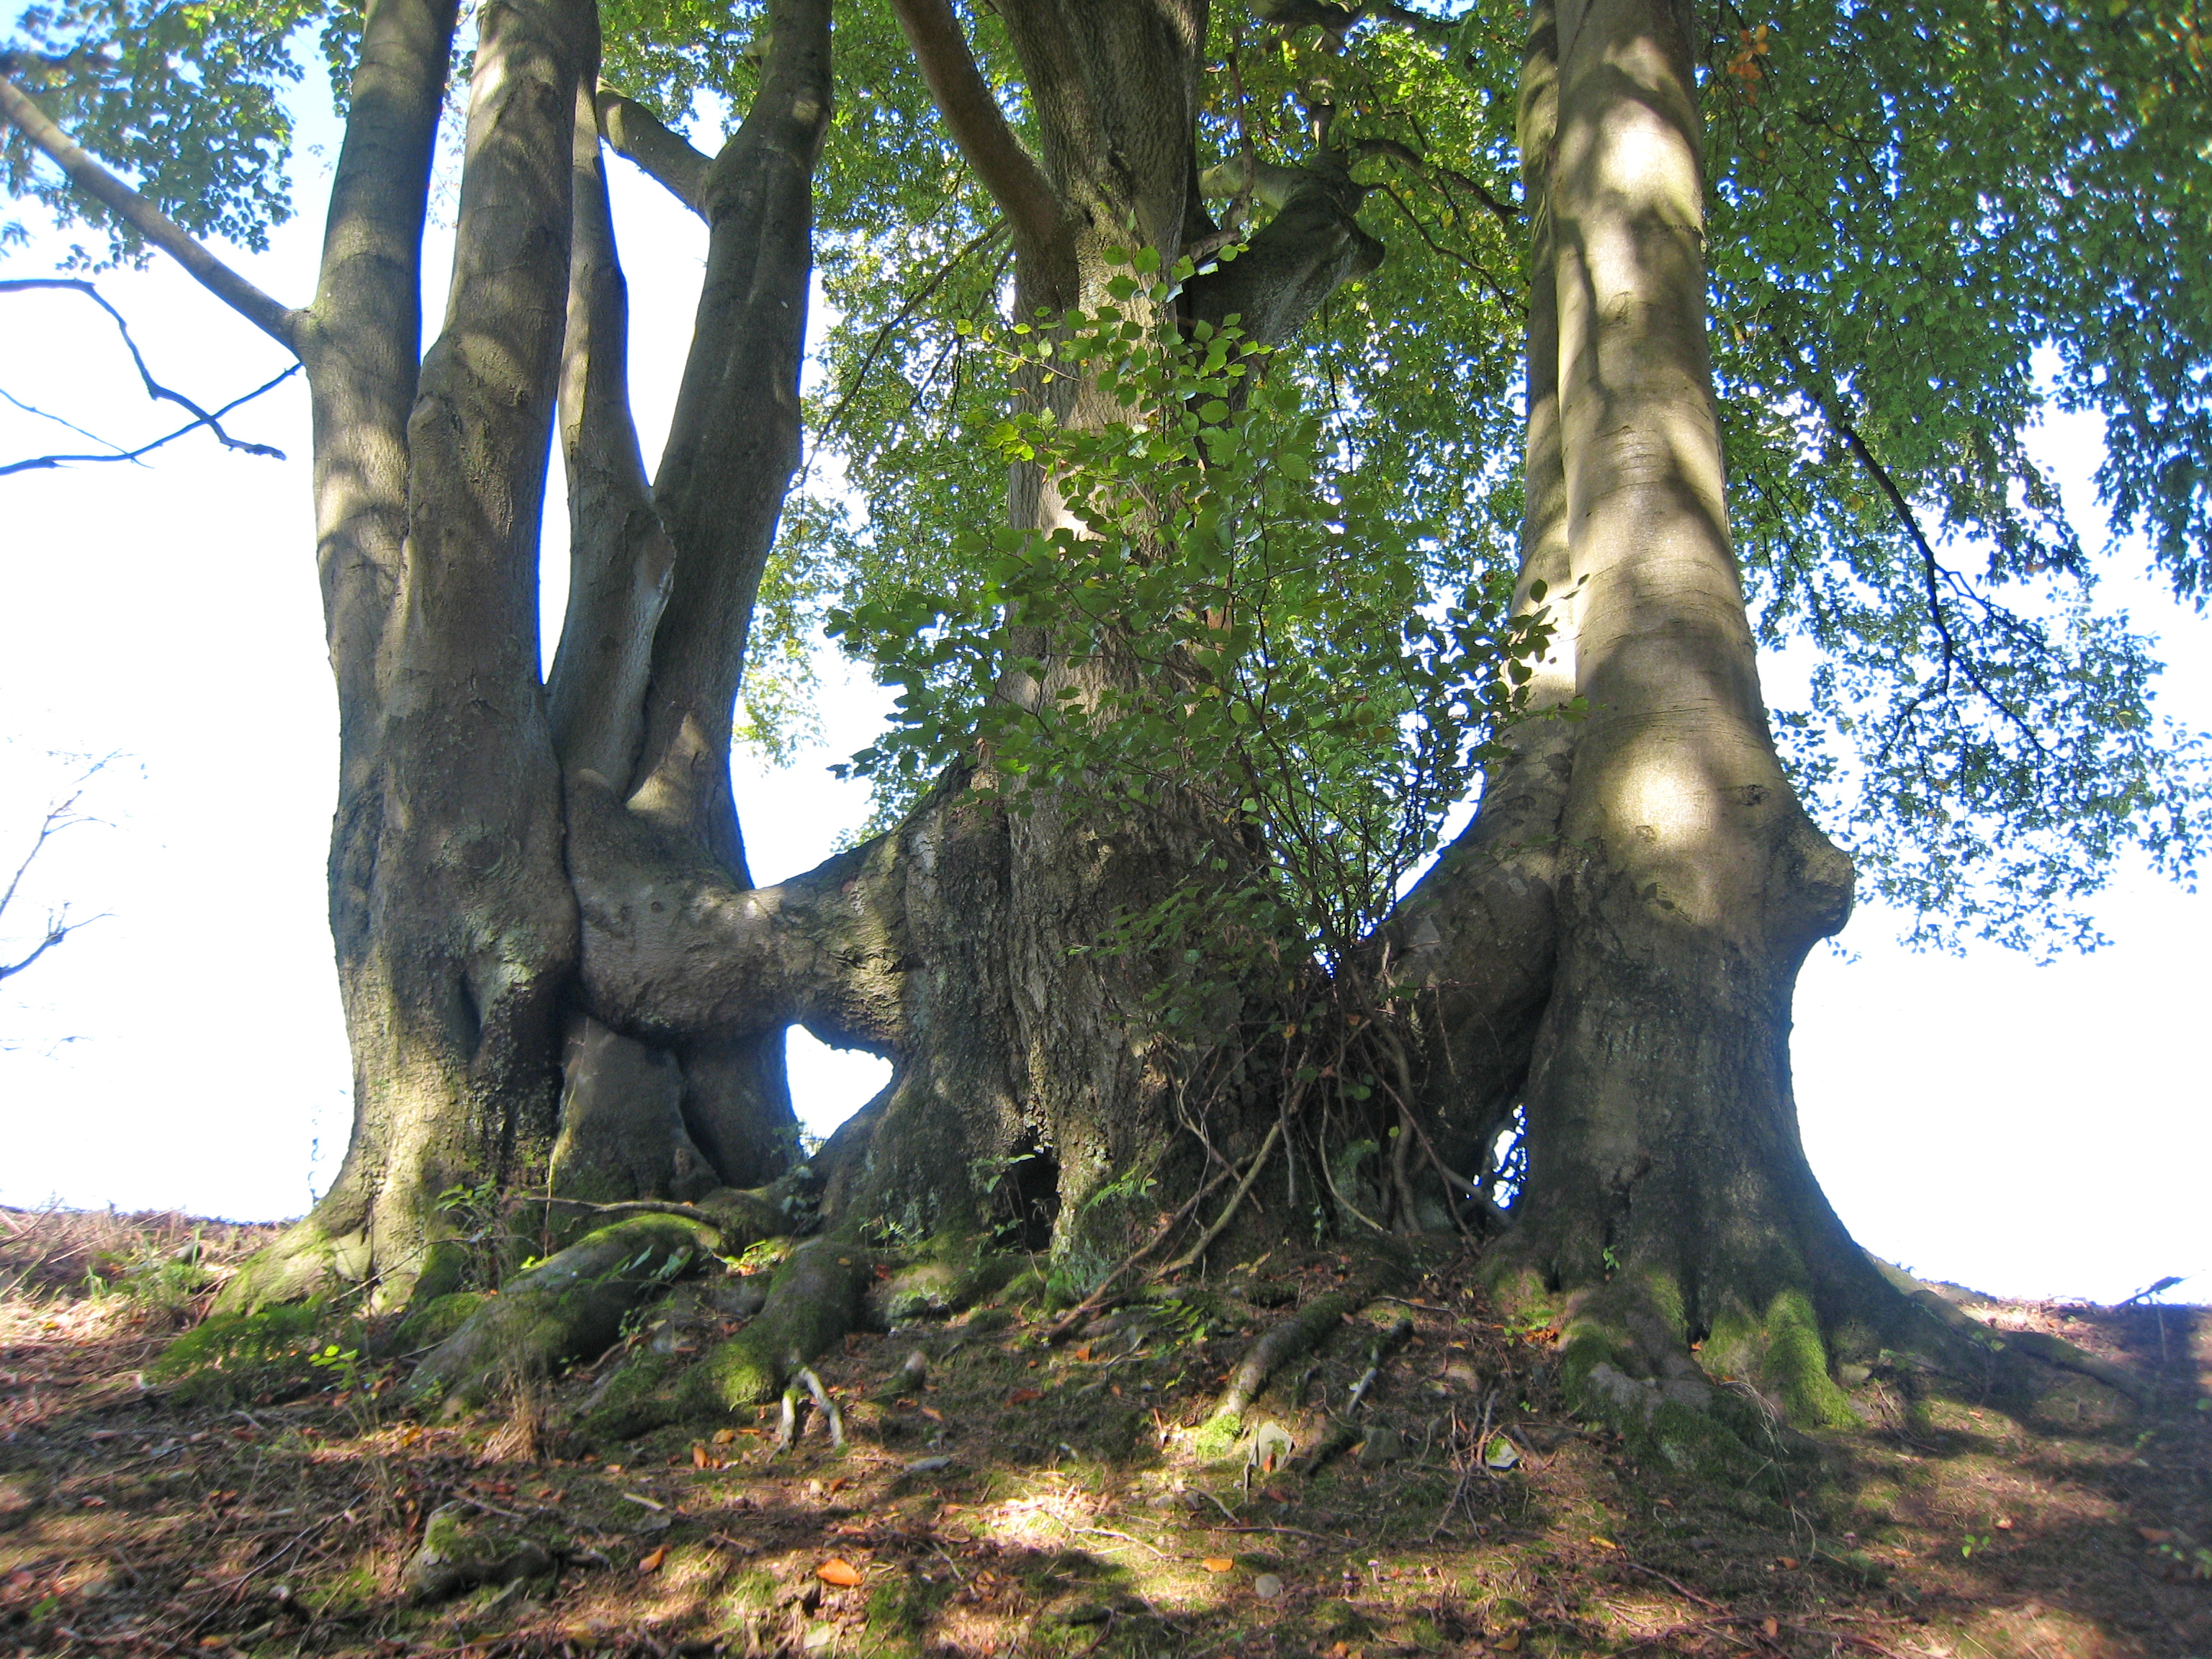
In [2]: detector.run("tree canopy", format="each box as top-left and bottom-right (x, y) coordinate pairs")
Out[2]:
(6, 0), (2206, 959)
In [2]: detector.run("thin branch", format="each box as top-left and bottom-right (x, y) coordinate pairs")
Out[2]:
(594, 86), (711, 217)
(1373, 179), (1521, 316)
(0, 757), (117, 984)
(1356, 135), (1518, 228)
(0, 279), (300, 475)
(0, 381), (125, 453)
(817, 217), (1009, 441)
(1823, 410), (2047, 755)
(0, 73), (300, 350)
(886, 0), (1063, 253)
(1, 358), (300, 477)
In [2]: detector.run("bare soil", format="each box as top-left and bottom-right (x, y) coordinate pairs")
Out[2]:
(3, 1205), (2206, 1658)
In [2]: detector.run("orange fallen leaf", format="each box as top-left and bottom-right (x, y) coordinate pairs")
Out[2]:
(1201, 1557), (1236, 1573)
(711, 1428), (737, 1445)
(692, 1444), (710, 1468)
(1073, 1343), (1094, 1362)
(1760, 1617), (1780, 1640)
(817, 1557), (865, 1588)
(919, 1405), (944, 1422)
(1776, 1556), (1801, 1570)
(1588, 1535), (1618, 1551)
(1995, 1516), (2014, 1530)
(639, 1546), (669, 1574)
(1010, 1388), (1043, 1405)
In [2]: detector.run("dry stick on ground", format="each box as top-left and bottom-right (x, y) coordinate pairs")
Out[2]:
(1295, 1313), (1416, 1476)
(1158, 1120), (1285, 1278)
(1043, 1147), (1256, 1344)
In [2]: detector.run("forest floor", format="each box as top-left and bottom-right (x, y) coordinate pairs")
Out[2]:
(1, 1205), (2206, 1659)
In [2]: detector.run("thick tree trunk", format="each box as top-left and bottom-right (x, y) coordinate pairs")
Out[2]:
(232, 0), (592, 1311)
(1383, 0), (1577, 1184)
(1464, 0), (1912, 1427)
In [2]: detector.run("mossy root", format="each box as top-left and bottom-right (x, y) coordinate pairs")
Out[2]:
(411, 1215), (721, 1411)
(682, 1234), (867, 1416)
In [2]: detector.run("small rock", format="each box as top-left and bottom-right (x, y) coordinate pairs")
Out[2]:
(902, 1456), (954, 1476)
(406, 1503), (556, 1603)
(1254, 1573), (1284, 1600)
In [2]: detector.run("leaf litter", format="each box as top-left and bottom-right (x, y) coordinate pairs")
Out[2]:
(2, 1206), (2208, 1657)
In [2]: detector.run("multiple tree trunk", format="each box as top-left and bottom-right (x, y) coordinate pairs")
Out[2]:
(4, 0), (1931, 1413)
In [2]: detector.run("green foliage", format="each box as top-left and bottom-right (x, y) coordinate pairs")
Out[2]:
(4, 0), (2206, 951)
(1, 0), (331, 261)
(832, 249), (1562, 1015)
(1699, 0), (2212, 946)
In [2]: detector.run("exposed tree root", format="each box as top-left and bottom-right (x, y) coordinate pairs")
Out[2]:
(411, 1215), (722, 1412)
(680, 1233), (867, 1415)
(1188, 1263), (1403, 1461)
(1213, 1277), (1379, 1425)
(777, 1366), (845, 1450)
(1867, 1256), (2151, 1406)
(1295, 1313), (1415, 1475)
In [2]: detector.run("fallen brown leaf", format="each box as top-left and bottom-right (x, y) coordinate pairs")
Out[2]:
(639, 1546), (668, 1573)
(817, 1557), (864, 1587)
(1201, 1557), (1235, 1573)
(1010, 1388), (1043, 1405)
(1760, 1617), (1780, 1640)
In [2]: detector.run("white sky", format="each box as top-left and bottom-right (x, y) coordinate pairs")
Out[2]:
(0, 73), (2204, 1305)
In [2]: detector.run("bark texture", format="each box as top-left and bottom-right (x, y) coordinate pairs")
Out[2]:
(1460, 0), (1910, 1425)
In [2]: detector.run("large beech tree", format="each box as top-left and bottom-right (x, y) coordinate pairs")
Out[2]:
(4, 0), (2206, 1422)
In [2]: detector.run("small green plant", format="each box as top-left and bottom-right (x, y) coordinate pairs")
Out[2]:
(1959, 1532), (1994, 1559)
(2154, 1542), (2212, 1581)
(307, 1342), (363, 1393)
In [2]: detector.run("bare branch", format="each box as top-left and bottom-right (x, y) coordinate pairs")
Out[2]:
(886, 0), (1063, 253)
(1355, 136), (1519, 228)
(0, 281), (300, 476)
(1822, 410), (2049, 756)
(0, 755), (118, 986)
(595, 87), (711, 217)
(0, 73), (300, 351)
